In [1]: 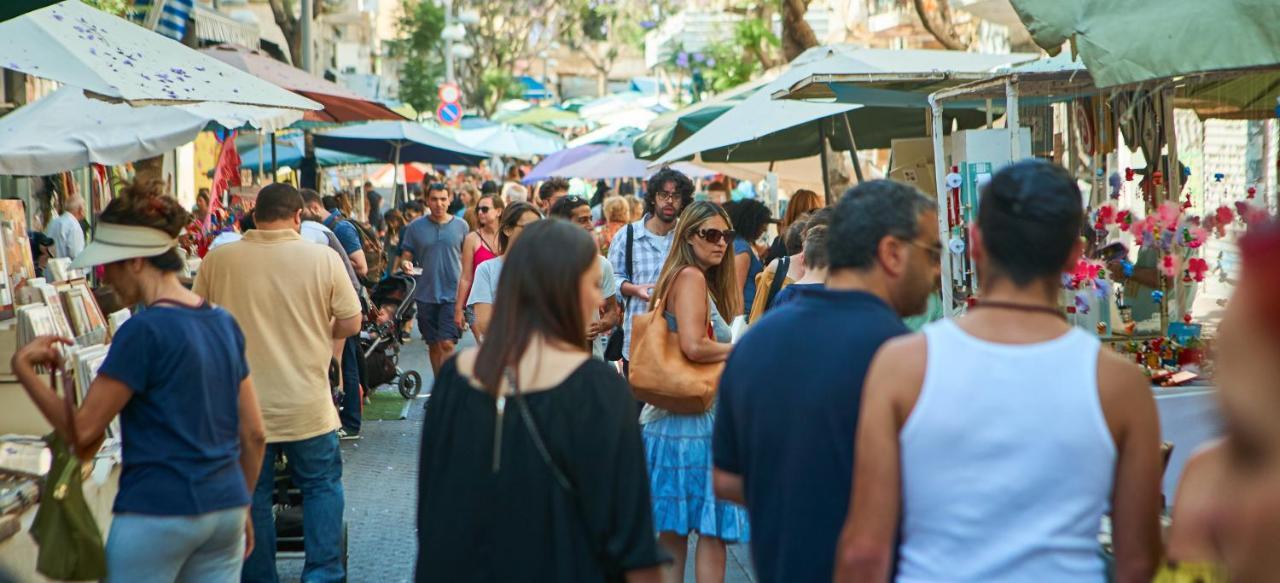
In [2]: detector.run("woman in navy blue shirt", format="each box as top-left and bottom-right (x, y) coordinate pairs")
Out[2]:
(724, 200), (770, 321)
(12, 181), (266, 583)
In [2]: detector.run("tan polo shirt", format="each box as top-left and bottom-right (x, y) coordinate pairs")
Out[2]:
(194, 229), (362, 443)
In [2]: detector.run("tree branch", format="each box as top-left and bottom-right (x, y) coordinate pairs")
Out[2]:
(912, 0), (970, 51)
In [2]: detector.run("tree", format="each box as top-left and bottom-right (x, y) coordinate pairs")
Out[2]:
(266, 0), (326, 67)
(81, 0), (128, 16)
(555, 0), (648, 97)
(389, 0), (447, 115)
(452, 0), (551, 116)
(912, 0), (972, 50)
(781, 0), (818, 62)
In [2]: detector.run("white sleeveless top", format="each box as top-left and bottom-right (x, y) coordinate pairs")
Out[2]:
(896, 319), (1116, 583)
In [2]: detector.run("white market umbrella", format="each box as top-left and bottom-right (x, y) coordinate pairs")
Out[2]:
(0, 1), (319, 111)
(452, 124), (565, 159)
(0, 87), (301, 175)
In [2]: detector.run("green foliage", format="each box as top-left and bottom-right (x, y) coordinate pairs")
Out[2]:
(667, 18), (780, 96)
(80, 0), (129, 16)
(393, 0), (447, 115)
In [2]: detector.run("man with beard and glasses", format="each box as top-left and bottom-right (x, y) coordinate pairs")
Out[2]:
(607, 167), (694, 374)
(713, 181), (940, 582)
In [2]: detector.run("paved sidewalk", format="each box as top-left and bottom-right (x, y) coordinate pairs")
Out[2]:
(278, 337), (756, 582)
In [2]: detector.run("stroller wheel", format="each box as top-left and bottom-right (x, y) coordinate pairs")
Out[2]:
(399, 370), (423, 400)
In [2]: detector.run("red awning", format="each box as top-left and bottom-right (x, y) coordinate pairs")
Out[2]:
(202, 44), (405, 123)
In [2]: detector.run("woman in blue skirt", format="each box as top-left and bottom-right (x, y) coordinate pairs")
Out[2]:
(643, 201), (750, 582)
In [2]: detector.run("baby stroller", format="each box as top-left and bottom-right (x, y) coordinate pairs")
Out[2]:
(360, 273), (423, 400)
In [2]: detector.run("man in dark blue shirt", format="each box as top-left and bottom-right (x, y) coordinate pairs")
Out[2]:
(712, 180), (942, 582)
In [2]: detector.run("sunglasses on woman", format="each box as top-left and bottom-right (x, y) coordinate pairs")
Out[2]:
(695, 228), (735, 244)
(477, 206), (493, 213)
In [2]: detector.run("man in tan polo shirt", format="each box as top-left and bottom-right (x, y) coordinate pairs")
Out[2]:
(195, 183), (361, 583)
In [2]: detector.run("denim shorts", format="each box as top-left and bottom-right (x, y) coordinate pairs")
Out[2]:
(416, 300), (460, 344)
(105, 506), (246, 583)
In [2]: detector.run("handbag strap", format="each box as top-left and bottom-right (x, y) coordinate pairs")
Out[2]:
(622, 224), (635, 312)
(503, 367), (621, 577)
(51, 368), (85, 463)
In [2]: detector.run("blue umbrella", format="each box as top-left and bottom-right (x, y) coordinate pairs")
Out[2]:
(238, 136), (375, 170)
(315, 121), (488, 202)
(315, 121), (487, 166)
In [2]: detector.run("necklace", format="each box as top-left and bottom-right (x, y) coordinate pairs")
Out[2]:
(970, 300), (1066, 321)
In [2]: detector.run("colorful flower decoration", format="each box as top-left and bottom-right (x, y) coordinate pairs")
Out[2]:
(1187, 257), (1209, 282)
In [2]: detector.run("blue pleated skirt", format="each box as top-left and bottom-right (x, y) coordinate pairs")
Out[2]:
(642, 408), (751, 543)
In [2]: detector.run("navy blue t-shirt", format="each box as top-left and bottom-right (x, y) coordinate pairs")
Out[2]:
(98, 303), (251, 516)
(770, 282), (823, 309)
(712, 288), (908, 583)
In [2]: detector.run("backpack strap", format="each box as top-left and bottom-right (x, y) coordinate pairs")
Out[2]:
(623, 224), (635, 309)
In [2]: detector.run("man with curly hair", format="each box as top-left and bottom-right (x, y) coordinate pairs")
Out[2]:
(607, 167), (695, 370)
(536, 177), (570, 214)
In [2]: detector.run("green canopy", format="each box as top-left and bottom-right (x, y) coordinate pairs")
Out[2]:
(0, 0), (60, 22)
(1009, 0), (1280, 88)
(631, 77), (761, 161)
(650, 47), (1031, 164)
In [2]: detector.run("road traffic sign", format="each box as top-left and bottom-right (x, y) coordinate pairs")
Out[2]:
(437, 102), (462, 125)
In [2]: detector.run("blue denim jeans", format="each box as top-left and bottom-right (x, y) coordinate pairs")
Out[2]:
(242, 432), (345, 583)
(105, 506), (246, 583)
(338, 336), (362, 432)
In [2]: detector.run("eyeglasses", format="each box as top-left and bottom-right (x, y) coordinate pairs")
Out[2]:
(908, 239), (943, 262)
(655, 191), (679, 203)
(477, 206), (493, 213)
(695, 228), (736, 245)
(429, 182), (447, 192)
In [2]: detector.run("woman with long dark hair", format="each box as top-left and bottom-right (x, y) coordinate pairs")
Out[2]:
(417, 219), (666, 582)
(454, 193), (506, 331)
(466, 202), (542, 340)
(11, 181), (267, 582)
(642, 201), (749, 582)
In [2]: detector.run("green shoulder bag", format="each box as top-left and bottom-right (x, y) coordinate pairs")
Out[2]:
(29, 368), (107, 581)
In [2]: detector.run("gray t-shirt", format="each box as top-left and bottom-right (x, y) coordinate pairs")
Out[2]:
(401, 215), (468, 304)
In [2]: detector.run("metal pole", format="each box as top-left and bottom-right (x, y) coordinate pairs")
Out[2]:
(300, 0), (313, 74)
(928, 94), (955, 316)
(841, 112), (866, 184)
(257, 131), (265, 182)
(985, 98), (993, 128)
(443, 0), (455, 83)
(818, 118), (831, 204)
(1005, 77), (1021, 159)
(393, 145), (402, 208)
(270, 132), (278, 182)
(1162, 87), (1181, 329)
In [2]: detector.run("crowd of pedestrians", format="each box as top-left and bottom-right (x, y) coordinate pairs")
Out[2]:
(8, 158), (1280, 583)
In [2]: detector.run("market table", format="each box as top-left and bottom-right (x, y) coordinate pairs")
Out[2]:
(0, 458), (119, 582)
(1154, 384), (1221, 500)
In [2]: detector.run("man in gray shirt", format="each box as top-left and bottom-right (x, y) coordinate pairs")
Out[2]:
(400, 182), (469, 375)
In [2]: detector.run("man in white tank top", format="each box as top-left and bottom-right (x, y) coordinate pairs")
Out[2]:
(834, 160), (1163, 583)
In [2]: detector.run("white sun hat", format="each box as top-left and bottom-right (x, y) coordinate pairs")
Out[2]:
(70, 222), (179, 270)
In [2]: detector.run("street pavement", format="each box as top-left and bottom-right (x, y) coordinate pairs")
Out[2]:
(277, 336), (756, 582)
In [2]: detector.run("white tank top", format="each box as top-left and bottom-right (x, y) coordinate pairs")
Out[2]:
(896, 319), (1116, 583)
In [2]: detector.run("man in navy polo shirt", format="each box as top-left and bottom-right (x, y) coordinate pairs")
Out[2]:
(712, 180), (941, 582)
